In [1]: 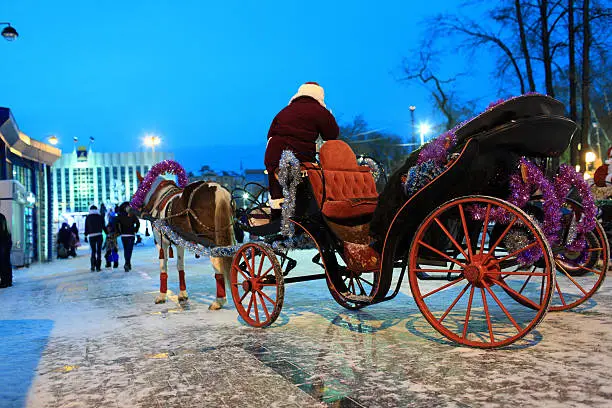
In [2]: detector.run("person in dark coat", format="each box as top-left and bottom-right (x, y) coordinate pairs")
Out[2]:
(116, 202), (140, 272)
(265, 82), (339, 219)
(0, 213), (12, 288)
(56, 223), (74, 259)
(70, 222), (81, 248)
(85, 205), (107, 271)
(100, 203), (107, 222)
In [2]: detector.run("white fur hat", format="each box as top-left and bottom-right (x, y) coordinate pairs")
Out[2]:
(290, 82), (326, 108)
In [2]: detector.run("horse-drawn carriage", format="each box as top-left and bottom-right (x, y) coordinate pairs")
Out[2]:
(134, 93), (608, 349)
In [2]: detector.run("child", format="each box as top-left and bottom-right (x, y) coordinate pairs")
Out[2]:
(103, 221), (120, 268)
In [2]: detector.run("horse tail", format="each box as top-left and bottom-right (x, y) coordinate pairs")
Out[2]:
(214, 185), (236, 248)
(213, 186), (235, 288)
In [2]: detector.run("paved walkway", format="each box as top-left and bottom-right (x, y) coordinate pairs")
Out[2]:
(1, 238), (611, 407)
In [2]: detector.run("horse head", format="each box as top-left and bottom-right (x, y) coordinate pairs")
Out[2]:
(130, 160), (189, 219)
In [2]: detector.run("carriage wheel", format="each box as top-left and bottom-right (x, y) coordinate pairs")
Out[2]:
(409, 196), (554, 348)
(230, 243), (284, 327)
(551, 221), (609, 311)
(327, 266), (377, 310)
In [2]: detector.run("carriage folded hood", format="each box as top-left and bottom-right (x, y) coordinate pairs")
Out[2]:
(466, 115), (576, 158)
(454, 94), (565, 144)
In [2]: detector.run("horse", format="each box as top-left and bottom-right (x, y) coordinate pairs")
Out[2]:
(130, 161), (235, 310)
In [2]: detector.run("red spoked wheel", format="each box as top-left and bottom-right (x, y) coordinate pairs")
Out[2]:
(409, 196), (554, 348)
(327, 267), (377, 310)
(230, 243), (284, 328)
(551, 221), (609, 311)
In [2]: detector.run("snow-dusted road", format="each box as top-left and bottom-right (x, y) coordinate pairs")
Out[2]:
(1, 237), (611, 407)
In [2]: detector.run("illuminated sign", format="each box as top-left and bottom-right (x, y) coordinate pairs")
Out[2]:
(76, 146), (88, 162)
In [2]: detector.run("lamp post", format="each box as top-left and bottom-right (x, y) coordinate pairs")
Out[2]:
(143, 134), (161, 161)
(409, 106), (416, 150)
(0, 23), (18, 41)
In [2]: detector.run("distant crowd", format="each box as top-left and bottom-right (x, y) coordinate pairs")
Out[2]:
(56, 202), (142, 272)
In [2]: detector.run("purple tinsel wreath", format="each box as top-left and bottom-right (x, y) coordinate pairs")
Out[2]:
(130, 160), (189, 209)
(417, 130), (457, 165)
(470, 158), (562, 264)
(554, 164), (597, 253)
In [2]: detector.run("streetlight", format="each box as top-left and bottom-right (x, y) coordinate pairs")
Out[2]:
(0, 23), (18, 41)
(585, 151), (596, 165)
(143, 134), (161, 151)
(418, 123), (432, 146)
(409, 106), (416, 150)
(143, 134), (161, 162)
(48, 135), (59, 146)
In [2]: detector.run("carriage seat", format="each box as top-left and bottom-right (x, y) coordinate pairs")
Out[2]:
(307, 140), (378, 220)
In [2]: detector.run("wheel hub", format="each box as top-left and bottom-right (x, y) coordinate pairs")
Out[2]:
(463, 254), (501, 287)
(241, 278), (261, 292)
(464, 265), (482, 284)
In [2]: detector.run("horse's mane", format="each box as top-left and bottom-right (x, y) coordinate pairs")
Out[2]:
(130, 160), (189, 209)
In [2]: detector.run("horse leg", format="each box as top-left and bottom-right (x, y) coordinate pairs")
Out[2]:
(209, 256), (229, 310)
(208, 186), (236, 310)
(176, 246), (188, 302)
(155, 237), (169, 304)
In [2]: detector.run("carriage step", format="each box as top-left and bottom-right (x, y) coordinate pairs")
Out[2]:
(341, 293), (373, 303)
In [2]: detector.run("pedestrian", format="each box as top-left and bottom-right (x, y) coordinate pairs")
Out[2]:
(56, 223), (73, 259)
(85, 205), (106, 272)
(103, 219), (119, 269)
(0, 212), (12, 288)
(100, 203), (107, 223)
(70, 222), (81, 248)
(116, 201), (140, 272)
(264, 82), (339, 221)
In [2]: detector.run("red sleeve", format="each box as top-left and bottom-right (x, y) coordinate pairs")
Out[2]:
(317, 107), (339, 141)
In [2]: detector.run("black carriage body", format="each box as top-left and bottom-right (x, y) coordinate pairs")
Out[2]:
(296, 95), (577, 302)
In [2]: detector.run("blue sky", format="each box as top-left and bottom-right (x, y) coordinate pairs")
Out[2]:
(0, 1), (498, 172)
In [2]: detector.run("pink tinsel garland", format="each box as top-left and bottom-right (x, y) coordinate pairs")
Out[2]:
(554, 164), (597, 252)
(130, 160), (189, 209)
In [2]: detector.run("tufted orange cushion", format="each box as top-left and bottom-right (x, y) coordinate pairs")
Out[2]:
(320, 140), (360, 170)
(307, 142), (379, 220)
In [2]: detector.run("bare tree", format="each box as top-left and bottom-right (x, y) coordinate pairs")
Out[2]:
(580, 0), (592, 172)
(516, 0), (537, 91)
(401, 49), (475, 130)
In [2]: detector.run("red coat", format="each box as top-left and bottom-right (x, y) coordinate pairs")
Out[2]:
(264, 96), (339, 169)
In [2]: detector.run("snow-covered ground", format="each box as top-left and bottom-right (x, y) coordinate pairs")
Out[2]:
(0, 236), (611, 407)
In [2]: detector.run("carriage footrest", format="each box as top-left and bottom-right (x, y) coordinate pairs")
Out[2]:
(341, 293), (373, 303)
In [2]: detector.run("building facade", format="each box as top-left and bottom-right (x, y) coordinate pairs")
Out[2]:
(51, 150), (174, 217)
(0, 107), (61, 265)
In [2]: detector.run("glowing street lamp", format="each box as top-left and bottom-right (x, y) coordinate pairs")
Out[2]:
(48, 135), (59, 146)
(0, 23), (18, 41)
(418, 123), (432, 146)
(143, 134), (161, 154)
(585, 151), (596, 164)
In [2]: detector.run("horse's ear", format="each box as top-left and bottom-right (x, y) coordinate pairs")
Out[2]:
(136, 171), (144, 184)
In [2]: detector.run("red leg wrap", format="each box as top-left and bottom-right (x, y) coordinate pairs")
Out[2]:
(159, 248), (165, 259)
(178, 270), (186, 291)
(168, 246), (174, 258)
(160, 272), (168, 293)
(215, 274), (226, 298)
